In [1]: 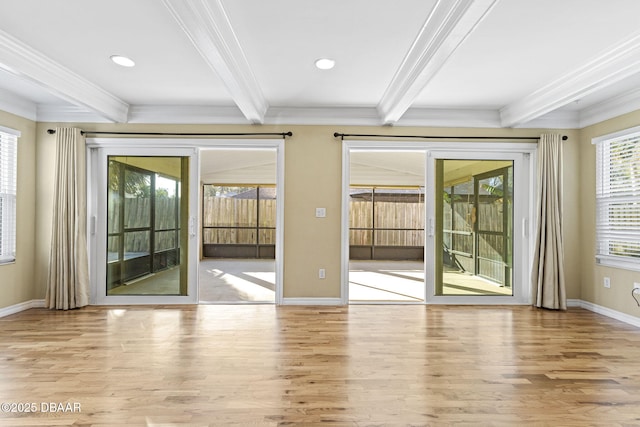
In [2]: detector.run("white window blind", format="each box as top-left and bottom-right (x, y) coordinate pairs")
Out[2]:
(595, 127), (640, 271)
(0, 128), (18, 264)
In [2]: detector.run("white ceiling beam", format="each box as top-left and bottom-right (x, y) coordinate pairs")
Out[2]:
(501, 31), (640, 128)
(0, 29), (129, 123)
(377, 0), (499, 125)
(162, 0), (268, 124)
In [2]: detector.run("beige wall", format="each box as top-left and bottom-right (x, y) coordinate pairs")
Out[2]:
(30, 122), (581, 302)
(579, 110), (640, 316)
(563, 128), (582, 300)
(34, 125), (56, 302)
(0, 111), (36, 309)
(9, 107), (640, 314)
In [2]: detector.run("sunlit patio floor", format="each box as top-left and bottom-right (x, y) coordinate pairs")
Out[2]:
(349, 260), (512, 302)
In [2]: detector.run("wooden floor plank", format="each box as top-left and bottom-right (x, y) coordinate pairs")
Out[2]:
(1, 305), (640, 426)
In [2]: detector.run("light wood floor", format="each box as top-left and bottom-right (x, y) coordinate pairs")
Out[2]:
(1, 305), (640, 426)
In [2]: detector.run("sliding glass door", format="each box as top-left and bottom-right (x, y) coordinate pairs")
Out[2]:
(341, 141), (535, 305)
(426, 150), (532, 304)
(107, 157), (186, 295)
(91, 146), (199, 304)
(436, 160), (513, 296)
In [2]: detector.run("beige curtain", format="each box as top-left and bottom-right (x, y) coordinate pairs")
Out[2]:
(45, 128), (89, 310)
(531, 133), (566, 310)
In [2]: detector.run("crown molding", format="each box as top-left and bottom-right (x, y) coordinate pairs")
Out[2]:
(501, 30), (640, 128)
(162, 0), (268, 124)
(36, 104), (113, 123)
(128, 105), (247, 124)
(22, 102), (581, 129)
(377, 0), (498, 125)
(129, 105), (382, 126)
(514, 109), (579, 129)
(0, 87), (36, 121)
(396, 107), (501, 127)
(265, 107), (382, 125)
(578, 87), (640, 128)
(38, 105), (401, 126)
(0, 29), (129, 123)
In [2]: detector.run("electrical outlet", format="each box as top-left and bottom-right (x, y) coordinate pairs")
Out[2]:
(318, 268), (326, 279)
(633, 282), (640, 292)
(604, 277), (611, 288)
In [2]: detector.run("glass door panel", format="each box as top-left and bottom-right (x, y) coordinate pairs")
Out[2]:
(106, 156), (188, 296)
(435, 159), (514, 297)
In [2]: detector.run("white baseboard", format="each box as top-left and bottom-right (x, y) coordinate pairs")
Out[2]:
(281, 298), (344, 306)
(31, 299), (45, 308)
(0, 299), (45, 318)
(566, 298), (582, 308)
(569, 299), (640, 328)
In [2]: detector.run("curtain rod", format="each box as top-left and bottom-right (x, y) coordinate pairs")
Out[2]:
(333, 132), (568, 141)
(47, 129), (293, 138)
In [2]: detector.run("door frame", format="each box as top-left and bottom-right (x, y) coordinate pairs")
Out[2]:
(87, 138), (285, 305)
(340, 140), (537, 305)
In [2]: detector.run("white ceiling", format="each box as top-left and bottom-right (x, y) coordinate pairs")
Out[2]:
(198, 149), (512, 187)
(200, 149), (276, 184)
(351, 151), (425, 186)
(2, 0), (640, 128)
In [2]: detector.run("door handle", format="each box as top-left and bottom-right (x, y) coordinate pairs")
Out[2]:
(189, 216), (196, 238)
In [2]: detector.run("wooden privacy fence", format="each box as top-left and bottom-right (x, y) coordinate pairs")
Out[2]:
(202, 197), (429, 247)
(107, 196), (179, 254)
(113, 196), (505, 253)
(349, 200), (425, 246)
(202, 197), (276, 244)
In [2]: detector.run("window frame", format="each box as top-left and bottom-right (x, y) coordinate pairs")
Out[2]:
(0, 125), (19, 265)
(593, 125), (640, 272)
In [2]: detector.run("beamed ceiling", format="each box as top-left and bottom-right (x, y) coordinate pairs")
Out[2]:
(1, 0), (640, 129)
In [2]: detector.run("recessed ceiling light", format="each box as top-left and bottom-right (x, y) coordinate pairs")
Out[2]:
(110, 55), (135, 68)
(315, 58), (335, 70)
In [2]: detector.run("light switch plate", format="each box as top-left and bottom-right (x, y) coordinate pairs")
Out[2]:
(315, 207), (326, 218)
